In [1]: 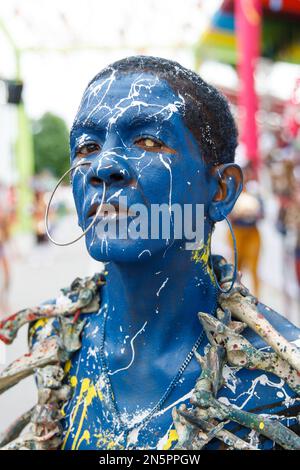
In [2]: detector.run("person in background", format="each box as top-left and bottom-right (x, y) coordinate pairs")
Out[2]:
(229, 162), (264, 296)
(0, 186), (12, 317)
(32, 190), (48, 244)
(284, 163), (300, 300)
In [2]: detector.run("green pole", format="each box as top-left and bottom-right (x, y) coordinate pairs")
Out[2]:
(0, 20), (34, 232)
(15, 101), (34, 231)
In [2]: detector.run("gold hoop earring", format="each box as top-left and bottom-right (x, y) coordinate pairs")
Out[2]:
(44, 161), (106, 246)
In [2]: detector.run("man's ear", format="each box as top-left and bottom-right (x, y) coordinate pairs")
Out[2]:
(208, 163), (243, 222)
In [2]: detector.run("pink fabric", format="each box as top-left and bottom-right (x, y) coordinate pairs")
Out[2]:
(235, 0), (262, 174)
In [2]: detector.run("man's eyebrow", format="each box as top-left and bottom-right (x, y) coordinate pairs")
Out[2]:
(70, 110), (176, 137)
(70, 119), (104, 137)
(126, 114), (155, 128)
(125, 112), (175, 131)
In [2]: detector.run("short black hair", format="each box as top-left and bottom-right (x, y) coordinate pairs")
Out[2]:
(86, 55), (238, 166)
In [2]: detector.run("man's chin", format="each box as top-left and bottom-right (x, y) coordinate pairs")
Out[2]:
(85, 237), (171, 263)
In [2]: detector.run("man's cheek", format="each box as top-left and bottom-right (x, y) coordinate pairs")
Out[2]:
(139, 163), (175, 204)
(72, 188), (85, 227)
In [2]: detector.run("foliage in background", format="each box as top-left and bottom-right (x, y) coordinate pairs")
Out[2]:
(32, 112), (69, 177)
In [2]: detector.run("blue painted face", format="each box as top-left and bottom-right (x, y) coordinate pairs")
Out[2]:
(70, 72), (215, 262)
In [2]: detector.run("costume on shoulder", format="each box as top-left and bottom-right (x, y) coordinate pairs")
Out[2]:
(0, 256), (300, 450)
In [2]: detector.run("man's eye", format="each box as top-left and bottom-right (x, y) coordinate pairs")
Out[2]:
(135, 137), (161, 149)
(134, 137), (175, 154)
(76, 142), (100, 158)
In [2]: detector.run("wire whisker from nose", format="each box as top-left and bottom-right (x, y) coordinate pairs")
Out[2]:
(45, 160), (106, 247)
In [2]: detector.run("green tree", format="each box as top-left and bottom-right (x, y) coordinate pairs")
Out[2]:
(32, 112), (69, 177)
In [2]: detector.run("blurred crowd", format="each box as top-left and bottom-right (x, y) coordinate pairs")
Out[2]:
(0, 172), (68, 317)
(267, 79), (300, 296)
(0, 184), (16, 315)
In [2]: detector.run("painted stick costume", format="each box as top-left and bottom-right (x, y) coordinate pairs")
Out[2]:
(0, 56), (300, 450)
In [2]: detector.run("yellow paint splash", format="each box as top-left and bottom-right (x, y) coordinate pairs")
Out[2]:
(191, 235), (215, 284)
(76, 430), (90, 450)
(64, 360), (72, 374)
(163, 429), (178, 450)
(94, 431), (124, 450)
(29, 318), (49, 336)
(62, 377), (92, 449)
(107, 440), (118, 450)
(71, 379), (97, 450)
(70, 376), (78, 387)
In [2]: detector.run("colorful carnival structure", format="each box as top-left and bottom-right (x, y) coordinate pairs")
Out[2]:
(197, 0), (300, 173)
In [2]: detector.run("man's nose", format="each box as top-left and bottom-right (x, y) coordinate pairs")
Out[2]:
(87, 152), (134, 188)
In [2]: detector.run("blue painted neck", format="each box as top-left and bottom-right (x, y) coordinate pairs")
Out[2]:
(101, 239), (217, 375)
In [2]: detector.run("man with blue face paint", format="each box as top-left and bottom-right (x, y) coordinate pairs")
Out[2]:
(1, 56), (300, 451)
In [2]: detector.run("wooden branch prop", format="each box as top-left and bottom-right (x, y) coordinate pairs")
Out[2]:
(0, 273), (104, 345)
(219, 287), (300, 374)
(1, 433), (62, 450)
(198, 312), (300, 394)
(0, 274), (103, 450)
(0, 337), (61, 395)
(174, 344), (258, 450)
(190, 319), (300, 450)
(172, 256), (300, 451)
(172, 406), (214, 450)
(177, 408), (227, 450)
(178, 409), (256, 450)
(193, 345), (225, 396)
(2, 360), (72, 449)
(0, 407), (34, 448)
(191, 389), (300, 450)
(0, 318), (85, 449)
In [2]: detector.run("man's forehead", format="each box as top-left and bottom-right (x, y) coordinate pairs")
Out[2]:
(80, 72), (182, 111)
(73, 71), (185, 131)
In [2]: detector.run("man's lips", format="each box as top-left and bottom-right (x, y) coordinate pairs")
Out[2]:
(87, 201), (135, 220)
